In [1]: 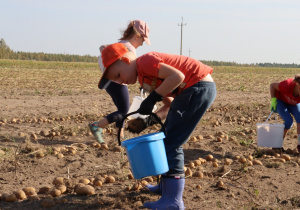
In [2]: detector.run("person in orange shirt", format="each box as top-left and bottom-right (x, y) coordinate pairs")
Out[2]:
(99, 43), (217, 210)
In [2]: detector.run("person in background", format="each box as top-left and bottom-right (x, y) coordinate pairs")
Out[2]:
(99, 43), (216, 210)
(89, 20), (151, 143)
(270, 74), (300, 153)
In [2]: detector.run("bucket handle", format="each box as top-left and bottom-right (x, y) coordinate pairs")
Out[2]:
(263, 111), (278, 125)
(117, 111), (166, 146)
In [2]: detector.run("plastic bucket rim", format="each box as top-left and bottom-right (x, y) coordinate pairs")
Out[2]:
(121, 132), (165, 147)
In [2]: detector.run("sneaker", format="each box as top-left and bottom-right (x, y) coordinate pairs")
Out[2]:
(88, 123), (104, 143)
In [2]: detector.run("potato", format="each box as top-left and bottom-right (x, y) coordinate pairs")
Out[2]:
(144, 177), (153, 183)
(193, 171), (204, 178)
(1, 193), (9, 201)
(131, 183), (141, 191)
(246, 155), (253, 161)
(13, 190), (27, 200)
(238, 157), (247, 164)
(79, 178), (90, 185)
(252, 159), (263, 165)
(52, 177), (64, 186)
(75, 185), (95, 195)
(38, 186), (52, 194)
(128, 173), (134, 179)
(6, 194), (17, 202)
(22, 187), (36, 196)
(205, 154), (214, 161)
(212, 162), (218, 167)
(50, 189), (61, 197)
(41, 198), (56, 207)
(74, 183), (86, 191)
(224, 158), (233, 165)
(194, 160), (201, 166)
(188, 162), (195, 168)
(93, 179), (103, 186)
(196, 185), (202, 189)
(216, 181), (225, 190)
(280, 154), (291, 161)
(185, 168), (193, 177)
(105, 176), (115, 183)
(141, 180), (148, 186)
(56, 185), (67, 194)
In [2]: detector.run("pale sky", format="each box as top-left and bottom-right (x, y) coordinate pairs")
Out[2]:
(1, 0), (299, 64)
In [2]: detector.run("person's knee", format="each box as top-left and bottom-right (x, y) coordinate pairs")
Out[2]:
(284, 119), (293, 129)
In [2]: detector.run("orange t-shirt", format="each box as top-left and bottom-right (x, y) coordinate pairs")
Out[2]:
(136, 52), (213, 95)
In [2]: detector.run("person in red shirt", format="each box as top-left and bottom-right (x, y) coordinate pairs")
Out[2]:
(99, 43), (216, 210)
(270, 75), (300, 153)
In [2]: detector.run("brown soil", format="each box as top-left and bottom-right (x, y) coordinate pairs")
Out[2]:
(1, 88), (300, 210)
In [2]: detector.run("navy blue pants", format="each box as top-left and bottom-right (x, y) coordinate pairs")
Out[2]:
(105, 82), (130, 128)
(163, 81), (216, 175)
(277, 99), (300, 129)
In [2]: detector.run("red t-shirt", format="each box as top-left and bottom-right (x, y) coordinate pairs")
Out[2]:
(136, 52), (213, 95)
(276, 78), (300, 105)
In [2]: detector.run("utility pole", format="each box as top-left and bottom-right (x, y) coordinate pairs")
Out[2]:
(178, 17), (187, 55)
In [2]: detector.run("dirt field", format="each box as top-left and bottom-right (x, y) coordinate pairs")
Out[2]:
(1, 60), (300, 209)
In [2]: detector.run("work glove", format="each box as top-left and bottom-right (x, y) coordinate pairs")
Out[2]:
(127, 115), (161, 134)
(138, 90), (163, 115)
(270, 97), (277, 112)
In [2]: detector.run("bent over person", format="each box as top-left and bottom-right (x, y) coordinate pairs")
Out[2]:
(99, 43), (216, 209)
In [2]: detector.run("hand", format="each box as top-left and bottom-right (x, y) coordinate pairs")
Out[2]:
(127, 115), (160, 134)
(270, 97), (277, 112)
(137, 90), (163, 115)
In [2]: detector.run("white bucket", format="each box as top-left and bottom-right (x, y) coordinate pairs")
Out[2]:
(256, 112), (284, 148)
(127, 89), (157, 120)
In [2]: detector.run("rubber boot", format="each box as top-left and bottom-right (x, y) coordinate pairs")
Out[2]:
(145, 180), (162, 195)
(143, 176), (185, 210)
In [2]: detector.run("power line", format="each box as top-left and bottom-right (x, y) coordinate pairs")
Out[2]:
(178, 17), (187, 55)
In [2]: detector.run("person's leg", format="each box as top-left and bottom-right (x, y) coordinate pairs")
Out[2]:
(144, 82), (216, 209)
(105, 83), (130, 139)
(276, 99), (294, 151)
(286, 103), (300, 151)
(90, 83), (130, 142)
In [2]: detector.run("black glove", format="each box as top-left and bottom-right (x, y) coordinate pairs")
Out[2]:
(138, 90), (163, 115)
(127, 115), (161, 134)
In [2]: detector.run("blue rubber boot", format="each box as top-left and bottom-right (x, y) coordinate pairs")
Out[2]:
(145, 181), (162, 195)
(143, 176), (185, 210)
(88, 122), (104, 143)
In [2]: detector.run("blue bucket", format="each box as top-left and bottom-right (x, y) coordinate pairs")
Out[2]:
(121, 132), (169, 179)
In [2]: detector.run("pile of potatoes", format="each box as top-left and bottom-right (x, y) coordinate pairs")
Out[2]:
(0, 174), (118, 207)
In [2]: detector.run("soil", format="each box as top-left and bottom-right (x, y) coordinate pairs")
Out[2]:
(1, 87), (300, 210)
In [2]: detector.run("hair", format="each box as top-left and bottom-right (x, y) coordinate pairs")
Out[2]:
(294, 74), (300, 84)
(119, 21), (141, 41)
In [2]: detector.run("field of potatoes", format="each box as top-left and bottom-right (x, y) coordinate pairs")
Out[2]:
(1, 59), (300, 209)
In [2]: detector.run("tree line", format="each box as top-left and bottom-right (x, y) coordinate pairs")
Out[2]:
(1, 38), (299, 68)
(0, 38), (97, 63)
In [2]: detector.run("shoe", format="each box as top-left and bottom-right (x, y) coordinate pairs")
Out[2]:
(297, 145), (300, 153)
(272, 147), (285, 153)
(143, 176), (185, 210)
(88, 123), (104, 143)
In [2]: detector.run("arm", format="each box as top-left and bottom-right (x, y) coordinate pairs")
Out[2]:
(270, 83), (279, 98)
(155, 63), (185, 97)
(155, 96), (173, 121)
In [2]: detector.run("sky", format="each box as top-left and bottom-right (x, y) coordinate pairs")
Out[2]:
(1, 0), (300, 64)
